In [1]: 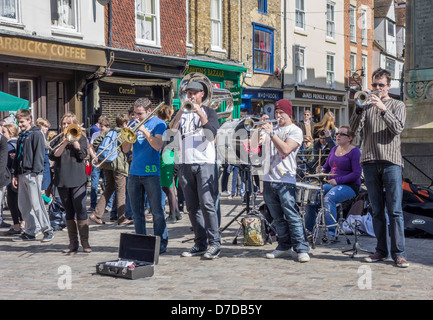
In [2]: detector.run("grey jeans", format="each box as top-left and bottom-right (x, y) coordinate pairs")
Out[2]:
(18, 173), (52, 236)
(179, 163), (221, 249)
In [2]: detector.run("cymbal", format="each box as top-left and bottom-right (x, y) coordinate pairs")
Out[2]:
(305, 173), (335, 178)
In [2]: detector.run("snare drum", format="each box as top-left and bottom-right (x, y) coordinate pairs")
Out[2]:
(296, 182), (320, 205)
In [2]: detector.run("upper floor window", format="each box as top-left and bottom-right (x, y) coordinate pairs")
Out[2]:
(1, 0), (18, 22)
(294, 45), (306, 84)
(326, 52), (335, 88)
(51, 0), (78, 31)
(362, 55), (367, 89)
(253, 24), (273, 74)
(295, 0), (305, 30)
(326, 2), (335, 39)
(136, 0), (161, 47)
(258, 0), (267, 13)
(387, 19), (395, 37)
(350, 5), (356, 42)
(211, 0), (222, 49)
(361, 9), (367, 45)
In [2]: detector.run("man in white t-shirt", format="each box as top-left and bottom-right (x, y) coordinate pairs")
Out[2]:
(258, 99), (310, 262)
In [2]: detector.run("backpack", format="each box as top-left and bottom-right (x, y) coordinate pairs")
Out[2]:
(402, 180), (433, 204)
(97, 129), (118, 163)
(48, 198), (66, 231)
(240, 214), (272, 246)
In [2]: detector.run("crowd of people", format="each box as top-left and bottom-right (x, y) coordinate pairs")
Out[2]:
(0, 67), (409, 268)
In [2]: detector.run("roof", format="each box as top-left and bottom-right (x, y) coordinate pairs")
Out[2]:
(374, 0), (393, 18)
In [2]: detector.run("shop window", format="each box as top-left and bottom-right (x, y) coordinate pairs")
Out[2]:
(253, 24), (274, 74)
(136, 0), (161, 47)
(258, 0), (267, 13)
(51, 0), (78, 31)
(211, 0), (222, 50)
(1, 0), (18, 22)
(9, 79), (33, 118)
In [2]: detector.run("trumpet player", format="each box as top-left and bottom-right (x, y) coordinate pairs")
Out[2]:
(350, 67), (408, 268)
(49, 112), (91, 253)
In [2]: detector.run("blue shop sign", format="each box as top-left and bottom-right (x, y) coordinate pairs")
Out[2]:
(242, 89), (282, 101)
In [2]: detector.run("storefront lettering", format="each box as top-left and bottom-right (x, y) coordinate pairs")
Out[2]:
(0, 36), (87, 61)
(119, 87), (136, 95)
(187, 66), (224, 78)
(258, 92), (279, 100)
(299, 91), (340, 102)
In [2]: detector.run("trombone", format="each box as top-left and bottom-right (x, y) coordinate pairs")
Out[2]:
(46, 123), (83, 151)
(92, 102), (165, 168)
(354, 90), (381, 106)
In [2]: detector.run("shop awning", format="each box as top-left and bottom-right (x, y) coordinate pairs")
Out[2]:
(188, 59), (247, 73)
(0, 91), (29, 111)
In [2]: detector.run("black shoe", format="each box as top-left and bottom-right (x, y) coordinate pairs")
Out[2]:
(181, 245), (207, 257)
(203, 246), (221, 260)
(5, 227), (22, 236)
(166, 214), (177, 224)
(12, 233), (36, 242)
(41, 231), (54, 242)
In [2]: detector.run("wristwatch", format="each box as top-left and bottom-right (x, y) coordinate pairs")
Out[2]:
(269, 131), (275, 138)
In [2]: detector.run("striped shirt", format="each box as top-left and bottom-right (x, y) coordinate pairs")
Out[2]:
(349, 98), (406, 167)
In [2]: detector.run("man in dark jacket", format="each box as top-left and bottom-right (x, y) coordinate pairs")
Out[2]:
(12, 109), (53, 242)
(0, 134), (11, 227)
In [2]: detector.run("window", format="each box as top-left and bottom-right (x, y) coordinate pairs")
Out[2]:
(387, 20), (395, 36)
(350, 5), (356, 42)
(326, 2), (335, 39)
(51, 0), (78, 31)
(211, 0), (222, 49)
(326, 53), (335, 88)
(350, 53), (356, 75)
(136, 0), (160, 47)
(362, 55), (367, 89)
(258, 0), (267, 13)
(253, 24), (274, 73)
(295, 0), (305, 30)
(1, 0), (18, 22)
(361, 9), (367, 45)
(295, 45), (306, 84)
(385, 58), (395, 78)
(9, 79), (33, 118)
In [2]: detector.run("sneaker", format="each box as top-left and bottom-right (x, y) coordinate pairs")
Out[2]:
(181, 246), (207, 257)
(5, 227), (22, 236)
(41, 231), (54, 242)
(12, 233), (36, 242)
(394, 257), (409, 268)
(228, 194), (236, 200)
(296, 252), (310, 263)
(364, 252), (387, 263)
(220, 191), (231, 197)
(203, 246), (221, 259)
(266, 249), (292, 259)
(166, 214), (177, 224)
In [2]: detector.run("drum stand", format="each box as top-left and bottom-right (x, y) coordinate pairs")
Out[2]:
(341, 220), (373, 258)
(310, 176), (351, 249)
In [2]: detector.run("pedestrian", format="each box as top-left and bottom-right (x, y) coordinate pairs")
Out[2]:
(350, 67), (409, 268)
(36, 118), (51, 192)
(312, 111), (337, 140)
(122, 98), (168, 254)
(49, 112), (91, 253)
(255, 99), (310, 262)
(12, 109), (54, 242)
(170, 80), (221, 260)
(90, 114), (131, 226)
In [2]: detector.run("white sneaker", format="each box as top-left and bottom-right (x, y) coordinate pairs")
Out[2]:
(265, 249), (292, 259)
(220, 191), (231, 197)
(296, 252), (310, 263)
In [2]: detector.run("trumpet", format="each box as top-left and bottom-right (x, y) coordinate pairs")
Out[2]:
(181, 99), (195, 113)
(354, 90), (381, 106)
(47, 123), (83, 151)
(244, 118), (278, 131)
(92, 102), (165, 168)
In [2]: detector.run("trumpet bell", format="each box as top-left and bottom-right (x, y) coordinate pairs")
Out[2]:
(120, 127), (137, 144)
(181, 100), (194, 113)
(64, 124), (82, 142)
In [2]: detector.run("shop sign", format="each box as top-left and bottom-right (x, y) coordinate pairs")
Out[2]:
(187, 66), (225, 79)
(295, 90), (343, 102)
(0, 35), (106, 66)
(99, 82), (151, 97)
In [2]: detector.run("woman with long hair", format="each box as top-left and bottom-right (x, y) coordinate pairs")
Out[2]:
(312, 111), (336, 140)
(49, 112), (91, 253)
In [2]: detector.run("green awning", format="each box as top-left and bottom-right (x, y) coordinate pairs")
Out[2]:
(188, 60), (247, 73)
(0, 91), (29, 111)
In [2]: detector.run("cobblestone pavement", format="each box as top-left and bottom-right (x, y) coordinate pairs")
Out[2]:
(0, 194), (432, 301)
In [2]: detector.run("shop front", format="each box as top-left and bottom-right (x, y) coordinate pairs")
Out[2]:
(173, 59), (246, 119)
(286, 86), (348, 127)
(0, 34), (107, 129)
(241, 87), (283, 118)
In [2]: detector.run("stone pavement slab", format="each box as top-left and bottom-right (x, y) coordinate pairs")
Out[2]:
(0, 195), (432, 301)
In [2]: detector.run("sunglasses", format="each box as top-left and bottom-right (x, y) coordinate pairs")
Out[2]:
(372, 83), (387, 88)
(336, 133), (349, 137)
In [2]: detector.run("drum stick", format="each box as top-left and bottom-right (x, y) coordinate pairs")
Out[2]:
(318, 148), (322, 166)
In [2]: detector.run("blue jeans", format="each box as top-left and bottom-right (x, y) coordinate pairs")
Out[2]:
(90, 167), (113, 210)
(304, 184), (356, 236)
(263, 181), (309, 253)
(127, 174), (168, 253)
(363, 163), (406, 259)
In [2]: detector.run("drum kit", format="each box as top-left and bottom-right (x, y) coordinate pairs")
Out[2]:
(296, 172), (351, 249)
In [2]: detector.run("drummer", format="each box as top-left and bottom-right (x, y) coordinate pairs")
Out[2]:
(304, 125), (362, 240)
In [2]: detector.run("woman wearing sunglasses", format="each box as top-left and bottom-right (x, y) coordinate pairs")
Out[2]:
(304, 125), (362, 240)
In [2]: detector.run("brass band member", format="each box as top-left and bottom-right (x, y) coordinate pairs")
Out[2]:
(49, 112), (91, 253)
